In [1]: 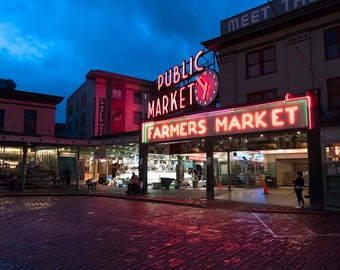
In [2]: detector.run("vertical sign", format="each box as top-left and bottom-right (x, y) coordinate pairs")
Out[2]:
(98, 97), (105, 136)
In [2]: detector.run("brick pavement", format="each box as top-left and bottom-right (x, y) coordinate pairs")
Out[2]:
(0, 195), (340, 269)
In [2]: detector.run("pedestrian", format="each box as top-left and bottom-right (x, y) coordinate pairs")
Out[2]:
(130, 172), (139, 194)
(292, 171), (305, 208)
(65, 167), (72, 186)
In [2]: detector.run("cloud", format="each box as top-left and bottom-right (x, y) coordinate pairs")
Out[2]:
(0, 0), (268, 123)
(0, 22), (54, 61)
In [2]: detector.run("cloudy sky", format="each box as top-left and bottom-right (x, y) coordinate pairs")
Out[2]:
(1, 0), (267, 123)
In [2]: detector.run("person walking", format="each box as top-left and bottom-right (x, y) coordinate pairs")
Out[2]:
(293, 171), (305, 208)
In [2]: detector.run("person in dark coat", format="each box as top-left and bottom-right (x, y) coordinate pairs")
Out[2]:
(65, 167), (72, 186)
(292, 171), (305, 208)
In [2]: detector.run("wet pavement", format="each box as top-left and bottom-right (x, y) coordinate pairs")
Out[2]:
(1, 184), (340, 269)
(0, 182), (326, 213)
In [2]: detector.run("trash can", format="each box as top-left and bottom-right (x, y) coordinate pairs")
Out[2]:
(160, 178), (173, 189)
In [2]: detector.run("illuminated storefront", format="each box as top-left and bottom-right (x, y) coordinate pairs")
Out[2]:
(140, 91), (314, 191)
(138, 47), (321, 208)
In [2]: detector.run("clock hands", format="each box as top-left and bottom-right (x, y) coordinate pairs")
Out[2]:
(196, 77), (209, 100)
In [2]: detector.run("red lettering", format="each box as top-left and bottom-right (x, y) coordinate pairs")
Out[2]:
(162, 125), (169, 138)
(180, 122), (188, 136)
(285, 106), (298, 124)
(198, 119), (207, 134)
(170, 123), (179, 137)
(179, 87), (186, 109)
(255, 111), (267, 128)
(272, 109), (284, 126)
(188, 121), (196, 135)
(170, 91), (177, 112)
(157, 75), (163, 91)
(162, 96), (169, 115)
(215, 117), (227, 132)
(173, 66), (180, 84)
(182, 60), (188, 80)
(158, 50), (204, 90)
(187, 82), (195, 105)
(228, 115), (241, 130)
(194, 50), (204, 73)
(165, 69), (172, 88)
(242, 113), (254, 129)
(155, 98), (161, 117)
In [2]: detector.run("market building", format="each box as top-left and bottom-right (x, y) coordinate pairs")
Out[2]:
(0, 80), (64, 189)
(1, 0), (340, 211)
(65, 69), (154, 183)
(139, 0), (340, 210)
(0, 71), (150, 189)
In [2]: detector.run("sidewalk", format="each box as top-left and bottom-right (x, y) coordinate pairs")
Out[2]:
(0, 183), (331, 214)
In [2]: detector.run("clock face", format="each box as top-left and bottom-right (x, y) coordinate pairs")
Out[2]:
(194, 70), (219, 106)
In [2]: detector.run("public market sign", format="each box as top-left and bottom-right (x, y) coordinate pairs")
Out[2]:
(142, 96), (309, 144)
(148, 50), (211, 119)
(221, 0), (321, 35)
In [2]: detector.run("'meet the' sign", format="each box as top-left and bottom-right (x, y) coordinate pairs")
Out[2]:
(221, 0), (321, 35)
(142, 97), (309, 144)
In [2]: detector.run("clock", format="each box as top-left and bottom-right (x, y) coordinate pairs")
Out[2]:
(194, 69), (219, 106)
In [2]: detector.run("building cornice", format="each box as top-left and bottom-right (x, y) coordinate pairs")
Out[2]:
(0, 88), (64, 105)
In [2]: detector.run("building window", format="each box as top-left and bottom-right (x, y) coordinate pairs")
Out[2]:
(325, 27), (340, 60)
(0, 109), (4, 131)
(112, 88), (122, 99)
(133, 111), (142, 125)
(247, 89), (278, 103)
(134, 92), (142, 104)
(327, 77), (340, 111)
(246, 46), (276, 78)
(24, 110), (37, 134)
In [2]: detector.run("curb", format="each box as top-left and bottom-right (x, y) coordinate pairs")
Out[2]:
(1, 191), (205, 208)
(251, 208), (332, 215)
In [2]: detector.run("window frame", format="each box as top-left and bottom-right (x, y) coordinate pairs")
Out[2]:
(246, 46), (277, 78)
(324, 26), (340, 60)
(23, 110), (37, 134)
(112, 88), (122, 99)
(134, 92), (143, 105)
(327, 77), (340, 111)
(133, 111), (143, 125)
(247, 89), (278, 103)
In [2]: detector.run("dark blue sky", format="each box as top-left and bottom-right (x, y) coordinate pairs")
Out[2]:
(0, 0), (267, 123)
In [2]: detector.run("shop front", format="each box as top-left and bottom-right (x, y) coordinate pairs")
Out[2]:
(140, 88), (323, 209)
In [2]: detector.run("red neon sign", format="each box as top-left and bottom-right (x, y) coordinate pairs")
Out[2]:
(142, 97), (309, 144)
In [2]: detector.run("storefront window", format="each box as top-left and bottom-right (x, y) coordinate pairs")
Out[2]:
(325, 143), (340, 192)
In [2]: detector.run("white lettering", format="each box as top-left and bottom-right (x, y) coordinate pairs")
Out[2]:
(241, 14), (249, 27)
(157, 50), (204, 90)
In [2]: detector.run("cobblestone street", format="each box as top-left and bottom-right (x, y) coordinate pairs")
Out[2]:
(1, 196), (340, 269)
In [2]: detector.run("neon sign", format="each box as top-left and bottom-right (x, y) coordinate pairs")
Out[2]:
(157, 50), (204, 91)
(142, 97), (309, 144)
(148, 50), (205, 119)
